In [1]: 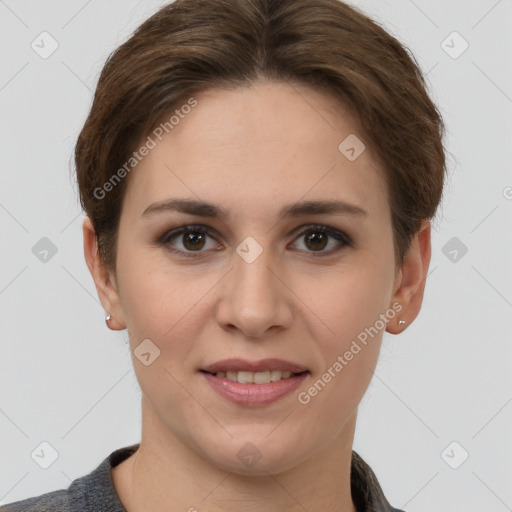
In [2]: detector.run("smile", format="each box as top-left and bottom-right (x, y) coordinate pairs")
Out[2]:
(204, 369), (300, 384)
(199, 359), (310, 406)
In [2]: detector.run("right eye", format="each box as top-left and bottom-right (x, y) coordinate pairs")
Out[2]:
(158, 224), (222, 257)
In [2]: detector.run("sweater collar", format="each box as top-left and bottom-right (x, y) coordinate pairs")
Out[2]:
(70, 444), (403, 512)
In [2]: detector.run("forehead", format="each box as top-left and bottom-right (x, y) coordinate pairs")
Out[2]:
(122, 81), (389, 222)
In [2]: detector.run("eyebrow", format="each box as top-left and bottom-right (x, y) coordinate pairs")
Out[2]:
(141, 198), (368, 220)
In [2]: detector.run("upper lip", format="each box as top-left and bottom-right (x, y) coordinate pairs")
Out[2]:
(201, 358), (308, 374)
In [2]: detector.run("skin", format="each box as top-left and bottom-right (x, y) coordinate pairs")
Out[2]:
(83, 80), (431, 512)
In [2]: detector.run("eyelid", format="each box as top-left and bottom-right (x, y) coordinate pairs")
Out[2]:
(159, 223), (217, 243)
(291, 223), (351, 241)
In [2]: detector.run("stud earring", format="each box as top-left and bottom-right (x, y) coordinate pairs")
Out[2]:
(398, 319), (406, 327)
(105, 314), (112, 322)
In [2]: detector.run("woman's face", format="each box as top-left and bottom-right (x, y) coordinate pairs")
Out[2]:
(100, 81), (408, 474)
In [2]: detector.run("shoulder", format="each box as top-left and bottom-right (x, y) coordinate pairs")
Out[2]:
(351, 450), (406, 512)
(1, 489), (68, 512)
(1, 444), (138, 512)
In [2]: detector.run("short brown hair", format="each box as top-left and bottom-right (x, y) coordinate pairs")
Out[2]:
(75, 0), (446, 272)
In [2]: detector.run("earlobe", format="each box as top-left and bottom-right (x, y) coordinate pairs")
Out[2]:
(82, 217), (126, 330)
(386, 219), (432, 335)
(104, 311), (125, 330)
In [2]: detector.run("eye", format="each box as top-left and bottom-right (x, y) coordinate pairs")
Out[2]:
(159, 225), (220, 257)
(290, 224), (352, 255)
(157, 223), (352, 258)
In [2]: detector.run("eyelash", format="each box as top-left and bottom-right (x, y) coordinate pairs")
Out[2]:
(157, 223), (353, 259)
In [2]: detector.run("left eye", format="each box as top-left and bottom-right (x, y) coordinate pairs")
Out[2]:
(159, 224), (351, 257)
(290, 225), (351, 253)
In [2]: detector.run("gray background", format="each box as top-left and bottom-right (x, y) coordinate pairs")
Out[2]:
(0, 0), (511, 510)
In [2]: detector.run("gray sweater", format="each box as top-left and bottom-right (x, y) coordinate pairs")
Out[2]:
(1, 444), (405, 512)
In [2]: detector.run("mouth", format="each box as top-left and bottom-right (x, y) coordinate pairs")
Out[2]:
(199, 358), (310, 406)
(200, 369), (308, 384)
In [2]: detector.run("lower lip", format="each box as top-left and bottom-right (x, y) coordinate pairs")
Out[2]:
(201, 372), (308, 406)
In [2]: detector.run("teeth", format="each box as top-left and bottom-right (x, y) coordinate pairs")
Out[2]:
(215, 370), (296, 384)
(253, 371), (271, 384)
(237, 371), (254, 384)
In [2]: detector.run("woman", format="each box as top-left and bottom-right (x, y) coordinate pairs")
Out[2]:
(2, 0), (445, 510)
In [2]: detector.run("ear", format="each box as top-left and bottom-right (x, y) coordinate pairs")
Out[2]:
(386, 219), (431, 334)
(82, 216), (126, 330)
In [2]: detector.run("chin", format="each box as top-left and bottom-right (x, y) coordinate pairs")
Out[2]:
(199, 429), (311, 476)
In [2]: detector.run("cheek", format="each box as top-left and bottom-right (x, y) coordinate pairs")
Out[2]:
(309, 259), (393, 341)
(297, 281), (386, 442)
(301, 262), (392, 404)
(116, 246), (216, 357)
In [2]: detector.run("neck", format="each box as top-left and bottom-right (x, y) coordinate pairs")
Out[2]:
(112, 397), (358, 512)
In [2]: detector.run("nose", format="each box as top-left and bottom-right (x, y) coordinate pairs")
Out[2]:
(214, 246), (294, 339)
